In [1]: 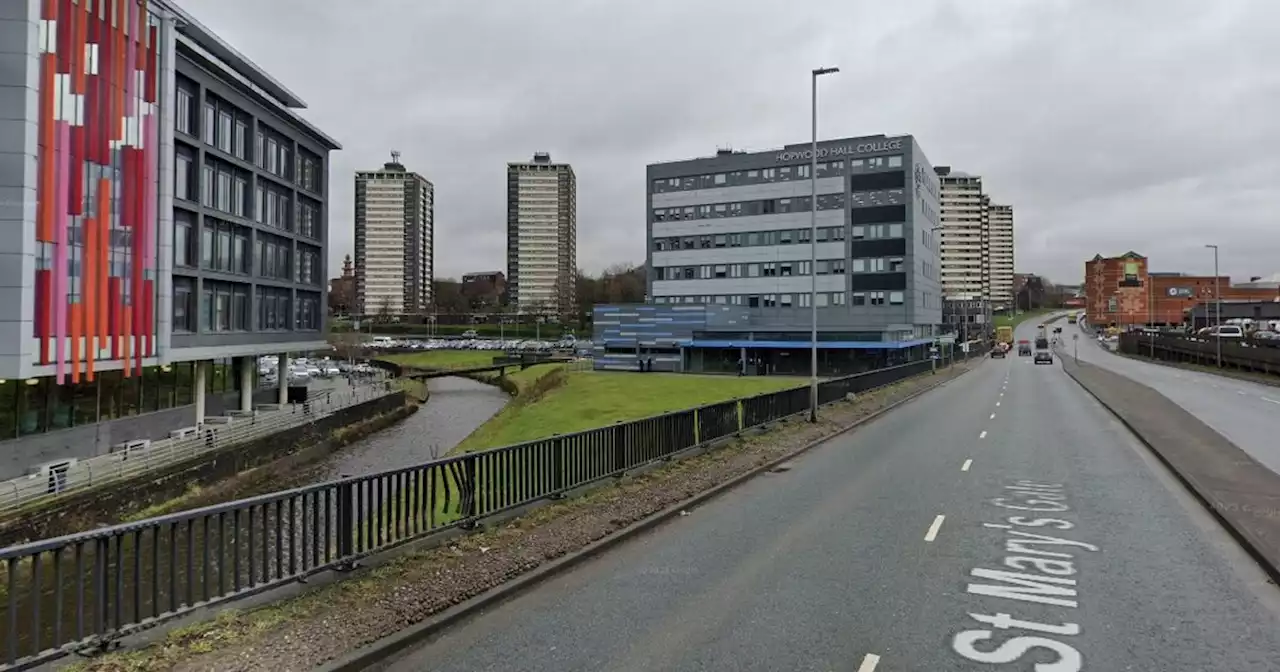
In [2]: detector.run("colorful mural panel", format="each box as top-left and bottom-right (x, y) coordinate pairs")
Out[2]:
(34, 0), (160, 383)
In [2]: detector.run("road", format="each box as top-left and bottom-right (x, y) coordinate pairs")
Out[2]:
(1065, 319), (1280, 475)
(378, 319), (1280, 672)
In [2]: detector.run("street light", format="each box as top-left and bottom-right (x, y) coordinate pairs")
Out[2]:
(1205, 244), (1221, 367)
(809, 65), (839, 423)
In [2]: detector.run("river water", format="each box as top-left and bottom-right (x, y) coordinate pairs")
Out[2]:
(315, 376), (510, 480)
(0, 377), (512, 667)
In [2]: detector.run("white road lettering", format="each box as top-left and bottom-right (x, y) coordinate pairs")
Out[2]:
(855, 653), (880, 671)
(1006, 516), (1074, 530)
(967, 568), (1079, 607)
(952, 631), (1083, 671)
(991, 497), (1070, 512)
(969, 612), (1081, 636)
(950, 480), (1092, 670)
(963, 459), (974, 471)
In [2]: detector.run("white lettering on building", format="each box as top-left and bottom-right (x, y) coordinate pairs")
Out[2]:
(774, 139), (903, 162)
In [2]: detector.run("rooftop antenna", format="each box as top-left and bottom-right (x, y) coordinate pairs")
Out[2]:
(390, 150), (401, 164)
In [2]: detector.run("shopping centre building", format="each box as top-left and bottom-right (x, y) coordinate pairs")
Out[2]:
(0, 0), (340, 477)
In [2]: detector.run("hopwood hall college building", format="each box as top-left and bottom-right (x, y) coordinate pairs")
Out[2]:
(593, 134), (945, 375)
(0, 0), (339, 478)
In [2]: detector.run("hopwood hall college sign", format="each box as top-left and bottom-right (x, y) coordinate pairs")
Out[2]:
(775, 139), (903, 162)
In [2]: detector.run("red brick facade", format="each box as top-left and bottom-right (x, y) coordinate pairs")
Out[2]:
(1084, 252), (1279, 327)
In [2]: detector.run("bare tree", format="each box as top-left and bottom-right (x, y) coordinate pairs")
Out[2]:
(376, 295), (395, 324)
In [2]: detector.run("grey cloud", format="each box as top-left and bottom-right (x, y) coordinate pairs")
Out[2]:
(180, 0), (1279, 285)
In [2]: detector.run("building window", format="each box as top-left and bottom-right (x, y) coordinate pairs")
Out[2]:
(202, 218), (251, 275)
(174, 211), (195, 267)
(173, 277), (195, 332)
(232, 176), (247, 218)
(233, 119), (248, 160)
(200, 281), (251, 332)
(202, 102), (215, 145)
(216, 169), (231, 212)
(296, 244), (321, 285)
(257, 286), (292, 331)
(200, 164), (214, 207)
(174, 150), (193, 201)
(266, 137), (278, 174)
(175, 87), (194, 136)
(297, 198), (319, 238)
(257, 233), (292, 281)
(295, 291), (321, 330)
(889, 291), (904, 305)
(216, 110), (233, 154)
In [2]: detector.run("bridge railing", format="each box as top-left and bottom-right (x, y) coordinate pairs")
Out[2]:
(0, 380), (402, 517)
(0, 356), (956, 669)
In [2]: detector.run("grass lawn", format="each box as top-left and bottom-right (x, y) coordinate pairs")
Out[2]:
(381, 350), (497, 370)
(453, 370), (806, 453)
(994, 308), (1057, 330)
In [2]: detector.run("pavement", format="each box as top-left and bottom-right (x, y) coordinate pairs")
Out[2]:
(1065, 321), (1280, 475)
(374, 318), (1280, 672)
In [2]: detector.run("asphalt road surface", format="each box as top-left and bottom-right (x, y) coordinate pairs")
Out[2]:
(1064, 319), (1280, 475)
(379, 328), (1280, 671)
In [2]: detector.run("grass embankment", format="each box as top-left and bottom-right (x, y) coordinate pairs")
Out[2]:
(995, 308), (1057, 330)
(454, 368), (805, 453)
(381, 350), (497, 371)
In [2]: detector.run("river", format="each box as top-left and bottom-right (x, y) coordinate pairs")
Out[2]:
(0, 376), (512, 667)
(315, 376), (510, 480)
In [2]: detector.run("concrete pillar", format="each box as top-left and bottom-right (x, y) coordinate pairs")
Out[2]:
(194, 360), (208, 426)
(239, 356), (254, 412)
(277, 353), (289, 404)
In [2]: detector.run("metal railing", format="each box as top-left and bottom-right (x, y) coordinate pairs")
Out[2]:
(0, 381), (402, 517)
(0, 355), (973, 669)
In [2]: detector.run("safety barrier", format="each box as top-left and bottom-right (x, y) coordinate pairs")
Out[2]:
(0, 355), (967, 669)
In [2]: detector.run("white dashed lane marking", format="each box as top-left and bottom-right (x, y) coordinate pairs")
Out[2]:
(924, 515), (946, 542)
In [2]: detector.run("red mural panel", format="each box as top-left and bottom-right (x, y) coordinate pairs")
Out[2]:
(35, 0), (160, 382)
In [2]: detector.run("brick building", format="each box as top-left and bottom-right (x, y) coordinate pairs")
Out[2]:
(1084, 252), (1280, 327)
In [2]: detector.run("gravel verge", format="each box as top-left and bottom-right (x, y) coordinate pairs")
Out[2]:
(71, 363), (976, 672)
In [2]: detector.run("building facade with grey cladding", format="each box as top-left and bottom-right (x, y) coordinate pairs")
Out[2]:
(591, 304), (724, 372)
(646, 134), (943, 342)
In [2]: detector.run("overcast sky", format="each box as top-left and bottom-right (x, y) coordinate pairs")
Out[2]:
(180, 0), (1278, 286)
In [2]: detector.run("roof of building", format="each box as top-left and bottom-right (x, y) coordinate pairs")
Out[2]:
(159, 0), (342, 150)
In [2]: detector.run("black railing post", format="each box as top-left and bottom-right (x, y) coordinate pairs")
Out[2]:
(550, 434), (566, 498)
(336, 476), (356, 570)
(613, 421), (627, 475)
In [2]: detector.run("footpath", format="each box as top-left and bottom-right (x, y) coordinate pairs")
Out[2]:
(1060, 354), (1280, 584)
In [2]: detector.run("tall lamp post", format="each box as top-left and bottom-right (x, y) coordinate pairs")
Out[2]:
(1205, 244), (1221, 367)
(809, 66), (839, 423)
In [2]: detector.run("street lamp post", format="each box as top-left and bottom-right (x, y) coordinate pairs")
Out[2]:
(1205, 244), (1221, 367)
(809, 66), (839, 423)
(1152, 275), (1162, 358)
